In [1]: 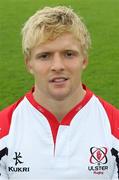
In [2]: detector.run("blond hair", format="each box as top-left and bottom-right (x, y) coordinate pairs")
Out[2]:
(21, 6), (91, 57)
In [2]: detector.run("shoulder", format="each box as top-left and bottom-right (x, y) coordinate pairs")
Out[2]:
(0, 97), (24, 139)
(97, 96), (119, 119)
(97, 96), (119, 139)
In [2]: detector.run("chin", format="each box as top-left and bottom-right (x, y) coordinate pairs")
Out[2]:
(50, 93), (69, 101)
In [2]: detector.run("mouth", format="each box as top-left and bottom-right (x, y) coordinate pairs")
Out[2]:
(49, 77), (69, 83)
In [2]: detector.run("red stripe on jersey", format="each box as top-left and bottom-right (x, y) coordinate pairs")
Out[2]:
(61, 85), (93, 125)
(0, 97), (24, 139)
(26, 91), (59, 145)
(26, 85), (93, 145)
(98, 97), (119, 139)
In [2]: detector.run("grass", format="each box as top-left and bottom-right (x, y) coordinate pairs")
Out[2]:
(0, 0), (119, 110)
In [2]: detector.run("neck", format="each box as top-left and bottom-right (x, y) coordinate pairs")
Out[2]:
(33, 85), (86, 122)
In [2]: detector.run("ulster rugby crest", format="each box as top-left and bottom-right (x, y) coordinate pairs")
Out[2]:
(90, 147), (108, 165)
(88, 147), (108, 175)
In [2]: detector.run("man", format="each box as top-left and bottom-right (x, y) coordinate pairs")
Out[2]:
(0, 6), (119, 180)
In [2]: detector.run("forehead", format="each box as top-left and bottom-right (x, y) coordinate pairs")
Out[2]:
(33, 33), (81, 53)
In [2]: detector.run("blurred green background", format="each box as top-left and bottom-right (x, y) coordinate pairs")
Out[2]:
(0, 0), (119, 110)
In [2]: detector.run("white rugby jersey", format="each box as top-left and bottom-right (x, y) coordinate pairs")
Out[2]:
(0, 85), (119, 180)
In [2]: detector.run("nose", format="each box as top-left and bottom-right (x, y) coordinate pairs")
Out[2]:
(51, 53), (65, 72)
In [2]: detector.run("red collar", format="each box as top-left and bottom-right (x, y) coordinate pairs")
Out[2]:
(26, 84), (93, 145)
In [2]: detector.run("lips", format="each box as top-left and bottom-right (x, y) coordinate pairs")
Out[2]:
(49, 77), (69, 83)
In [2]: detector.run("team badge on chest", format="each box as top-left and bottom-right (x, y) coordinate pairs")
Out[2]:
(88, 147), (108, 175)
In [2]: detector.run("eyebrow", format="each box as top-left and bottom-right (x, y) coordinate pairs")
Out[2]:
(36, 48), (80, 54)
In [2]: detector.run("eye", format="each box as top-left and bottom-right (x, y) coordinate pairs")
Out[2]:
(36, 52), (50, 60)
(64, 50), (75, 58)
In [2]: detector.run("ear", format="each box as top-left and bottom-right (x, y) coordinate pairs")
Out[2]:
(82, 57), (88, 70)
(25, 57), (34, 74)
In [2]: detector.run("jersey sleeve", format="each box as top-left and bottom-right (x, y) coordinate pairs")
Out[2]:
(0, 133), (9, 179)
(0, 97), (24, 179)
(110, 131), (119, 180)
(0, 106), (12, 179)
(0, 139), (9, 179)
(98, 97), (119, 179)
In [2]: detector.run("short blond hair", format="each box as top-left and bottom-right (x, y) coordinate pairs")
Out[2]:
(21, 6), (91, 57)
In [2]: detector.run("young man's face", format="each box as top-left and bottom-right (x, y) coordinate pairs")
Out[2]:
(26, 33), (88, 101)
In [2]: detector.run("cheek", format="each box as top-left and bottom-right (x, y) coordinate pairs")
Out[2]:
(71, 64), (84, 82)
(31, 67), (49, 83)
(29, 64), (43, 75)
(69, 62), (83, 73)
(31, 61), (50, 75)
